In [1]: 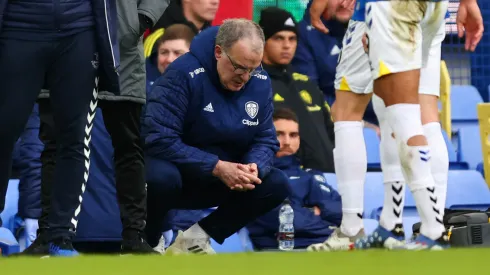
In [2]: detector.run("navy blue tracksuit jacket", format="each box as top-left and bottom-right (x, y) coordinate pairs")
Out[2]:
(142, 26), (279, 179)
(247, 156), (342, 250)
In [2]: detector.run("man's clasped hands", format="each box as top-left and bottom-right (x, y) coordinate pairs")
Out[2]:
(212, 160), (262, 191)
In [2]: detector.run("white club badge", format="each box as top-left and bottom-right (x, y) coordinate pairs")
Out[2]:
(245, 101), (259, 119)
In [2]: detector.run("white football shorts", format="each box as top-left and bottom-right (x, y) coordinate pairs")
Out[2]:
(364, 0), (448, 80)
(334, 14), (446, 96)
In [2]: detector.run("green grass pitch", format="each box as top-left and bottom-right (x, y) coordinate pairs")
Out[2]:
(1, 249), (489, 275)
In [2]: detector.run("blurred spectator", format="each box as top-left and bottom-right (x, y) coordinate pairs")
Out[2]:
(144, 0), (219, 58)
(146, 24), (196, 92)
(291, 1), (347, 105)
(247, 108), (341, 250)
(142, 20), (289, 254)
(259, 7), (335, 173)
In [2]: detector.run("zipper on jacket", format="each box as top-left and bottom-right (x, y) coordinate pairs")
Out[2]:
(103, 0), (117, 72)
(54, 0), (61, 31)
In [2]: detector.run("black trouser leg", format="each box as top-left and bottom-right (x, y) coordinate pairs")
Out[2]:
(0, 38), (51, 217)
(37, 99), (56, 233)
(99, 101), (146, 239)
(45, 30), (98, 241)
(199, 168), (289, 244)
(144, 157), (289, 246)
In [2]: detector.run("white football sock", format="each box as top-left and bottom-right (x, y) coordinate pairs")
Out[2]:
(424, 122), (449, 215)
(334, 121), (366, 236)
(386, 104), (445, 240)
(373, 95), (405, 231)
(378, 120), (405, 230)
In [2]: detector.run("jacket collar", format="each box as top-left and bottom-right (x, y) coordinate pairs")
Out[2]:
(262, 63), (294, 78)
(274, 155), (301, 170)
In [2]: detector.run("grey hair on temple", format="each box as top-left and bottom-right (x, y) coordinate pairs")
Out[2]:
(215, 18), (265, 54)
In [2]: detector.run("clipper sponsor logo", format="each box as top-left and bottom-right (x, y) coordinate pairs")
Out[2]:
(242, 119), (259, 126)
(189, 67), (205, 78)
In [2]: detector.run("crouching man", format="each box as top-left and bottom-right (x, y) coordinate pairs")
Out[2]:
(142, 19), (289, 254)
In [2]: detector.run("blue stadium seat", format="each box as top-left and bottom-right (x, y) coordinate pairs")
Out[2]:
(0, 227), (20, 256)
(363, 219), (379, 235)
(456, 125), (482, 169)
(210, 228), (253, 253)
(442, 130), (468, 169)
(364, 128), (381, 169)
(476, 162), (484, 177)
(446, 170), (490, 210)
(451, 85), (482, 127)
(0, 179), (19, 232)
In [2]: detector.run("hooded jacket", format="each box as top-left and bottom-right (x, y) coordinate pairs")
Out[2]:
(142, 26), (278, 179)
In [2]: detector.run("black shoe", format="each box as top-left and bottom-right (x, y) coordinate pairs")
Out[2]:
(10, 233), (49, 257)
(121, 235), (160, 255)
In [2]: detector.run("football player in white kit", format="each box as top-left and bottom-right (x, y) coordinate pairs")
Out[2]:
(307, 0), (483, 251)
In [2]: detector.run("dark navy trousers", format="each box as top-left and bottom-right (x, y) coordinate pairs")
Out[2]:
(0, 29), (97, 241)
(144, 156), (289, 247)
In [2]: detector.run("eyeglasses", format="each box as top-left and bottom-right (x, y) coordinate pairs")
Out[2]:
(224, 51), (263, 77)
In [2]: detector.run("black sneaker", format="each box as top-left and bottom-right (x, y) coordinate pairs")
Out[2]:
(9, 232), (49, 257)
(121, 236), (160, 255)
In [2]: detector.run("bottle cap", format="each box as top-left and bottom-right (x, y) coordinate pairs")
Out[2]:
(283, 198), (291, 204)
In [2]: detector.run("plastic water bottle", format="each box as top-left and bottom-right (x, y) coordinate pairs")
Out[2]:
(278, 199), (294, 251)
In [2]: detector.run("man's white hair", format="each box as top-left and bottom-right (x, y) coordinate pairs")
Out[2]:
(215, 18), (265, 54)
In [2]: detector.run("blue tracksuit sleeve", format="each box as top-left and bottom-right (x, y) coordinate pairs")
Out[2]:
(143, 69), (220, 176)
(306, 174), (342, 226)
(242, 89), (279, 178)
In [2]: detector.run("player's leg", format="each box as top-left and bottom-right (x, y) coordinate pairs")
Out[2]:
(365, 1), (448, 248)
(419, 22), (449, 219)
(308, 21), (371, 252)
(352, 94), (406, 250)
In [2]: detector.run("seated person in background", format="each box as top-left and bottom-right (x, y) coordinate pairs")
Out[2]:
(247, 108), (341, 250)
(292, 0), (347, 105)
(142, 19), (289, 254)
(259, 7), (335, 173)
(144, 0), (219, 58)
(146, 24), (196, 92)
(292, 1), (379, 126)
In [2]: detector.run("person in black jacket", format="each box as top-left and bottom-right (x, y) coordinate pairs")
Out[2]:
(259, 7), (335, 173)
(25, 0), (169, 256)
(0, 0), (120, 257)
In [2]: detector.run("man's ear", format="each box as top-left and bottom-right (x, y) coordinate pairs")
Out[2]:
(215, 45), (222, 60)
